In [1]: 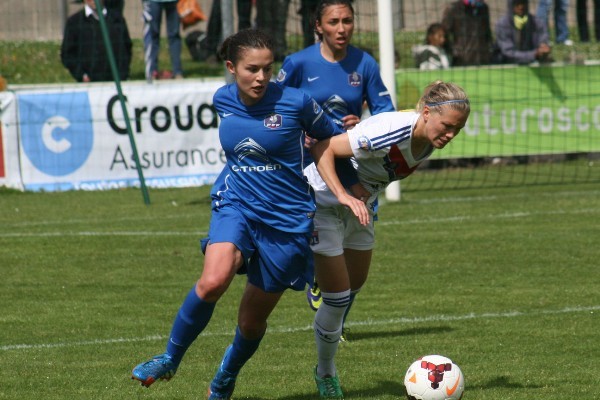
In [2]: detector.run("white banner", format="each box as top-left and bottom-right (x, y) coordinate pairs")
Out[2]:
(0, 91), (23, 190)
(14, 79), (226, 191)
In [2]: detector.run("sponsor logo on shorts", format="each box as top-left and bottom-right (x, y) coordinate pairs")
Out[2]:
(310, 230), (320, 245)
(357, 135), (372, 150)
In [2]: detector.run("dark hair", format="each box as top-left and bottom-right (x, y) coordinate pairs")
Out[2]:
(416, 81), (470, 114)
(314, 0), (355, 40)
(218, 29), (274, 65)
(425, 23), (445, 45)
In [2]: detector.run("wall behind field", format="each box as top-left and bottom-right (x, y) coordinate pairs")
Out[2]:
(0, 0), (583, 42)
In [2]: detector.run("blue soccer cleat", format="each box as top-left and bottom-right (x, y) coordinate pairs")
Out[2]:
(131, 353), (178, 388)
(207, 366), (237, 400)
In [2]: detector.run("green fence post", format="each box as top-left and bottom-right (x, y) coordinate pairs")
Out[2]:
(94, 0), (151, 205)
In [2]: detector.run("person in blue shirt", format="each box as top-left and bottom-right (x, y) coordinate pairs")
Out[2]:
(130, 28), (369, 400)
(276, 0), (394, 132)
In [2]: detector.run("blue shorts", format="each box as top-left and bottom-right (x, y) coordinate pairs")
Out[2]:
(201, 204), (313, 293)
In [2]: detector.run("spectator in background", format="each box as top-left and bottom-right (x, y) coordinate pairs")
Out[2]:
(142, 0), (183, 80)
(191, 0), (254, 63)
(494, 0), (551, 64)
(299, 0), (320, 48)
(537, 0), (573, 45)
(412, 23), (451, 70)
(61, 0), (132, 82)
(256, 0), (291, 60)
(441, 0), (493, 66)
(105, 0), (125, 14)
(237, 0), (253, 30)
(576, 0), (600, 42)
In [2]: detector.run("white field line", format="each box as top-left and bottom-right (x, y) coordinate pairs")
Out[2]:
(2, 188), (598, 232)
(377, 207), (599, 227)
(0, 207), (598, 239)
(0, 231), (208, 238)
(1, 305), (597, 352)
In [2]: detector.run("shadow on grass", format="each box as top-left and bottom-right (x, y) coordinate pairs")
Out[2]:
(344, 325), (454, 342)
(469, 375), (544, 390)
(256, 379), (405, 399)
(260, 375), (543, 399)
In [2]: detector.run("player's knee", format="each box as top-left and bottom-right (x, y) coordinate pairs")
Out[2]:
(237, 318), (267, 340)
(195, 276), (229, 302)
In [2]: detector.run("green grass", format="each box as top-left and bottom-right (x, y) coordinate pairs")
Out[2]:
(0, 39), (224, 85)
(3, 31), (600, 85)
(1, 168), (599, 399)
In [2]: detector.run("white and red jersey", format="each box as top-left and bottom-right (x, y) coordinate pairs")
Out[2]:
(306, 111), (434, 203)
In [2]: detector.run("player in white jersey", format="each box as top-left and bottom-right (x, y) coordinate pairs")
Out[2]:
(306, 81), (471, 398)
(131, 29), (369, 400)
(276, 0), (395, 364)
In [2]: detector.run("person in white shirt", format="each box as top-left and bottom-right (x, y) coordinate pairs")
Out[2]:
(304, 80), (471, 398)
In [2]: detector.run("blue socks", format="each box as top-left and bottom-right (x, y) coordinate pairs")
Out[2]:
(219, 326), (263, 376)
(166, 286), (215, 365)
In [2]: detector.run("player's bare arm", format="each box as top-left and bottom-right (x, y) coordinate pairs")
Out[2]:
(311, 135), (369, 225)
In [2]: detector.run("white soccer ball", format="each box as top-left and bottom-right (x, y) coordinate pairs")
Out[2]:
(403, 355), (465, 400)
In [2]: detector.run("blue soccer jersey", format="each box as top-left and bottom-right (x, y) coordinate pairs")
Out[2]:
(211, 82), (342, 233)
(276, 43), (395, 127)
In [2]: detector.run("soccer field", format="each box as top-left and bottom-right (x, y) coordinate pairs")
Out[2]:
(1, 176), (598, 399)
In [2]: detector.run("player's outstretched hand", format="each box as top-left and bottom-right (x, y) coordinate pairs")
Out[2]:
(338, 192), (370, 226)
(341, 114), (360, 130)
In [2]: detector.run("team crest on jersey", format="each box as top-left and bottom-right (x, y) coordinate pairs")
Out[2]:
(357, 135), (372, 150)
(264, 113), (283, 129)
(348, 72), (362, 87)
(276, 69), (287, 82)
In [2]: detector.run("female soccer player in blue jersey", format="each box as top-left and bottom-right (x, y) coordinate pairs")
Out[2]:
(130, 29), (368, 399)
(305, 81), (470, 398)
(276, 0), (395, 131)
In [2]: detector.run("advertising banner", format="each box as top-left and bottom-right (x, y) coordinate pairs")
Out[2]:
(16, 79), (226, 191)
(396, 64), (600, 159)
(0, 91), (23, 190)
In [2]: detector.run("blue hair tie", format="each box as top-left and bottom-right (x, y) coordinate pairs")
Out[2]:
(426, 99), (469, 107)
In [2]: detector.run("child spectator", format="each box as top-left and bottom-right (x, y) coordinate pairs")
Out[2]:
(412, 23), (451, 70)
